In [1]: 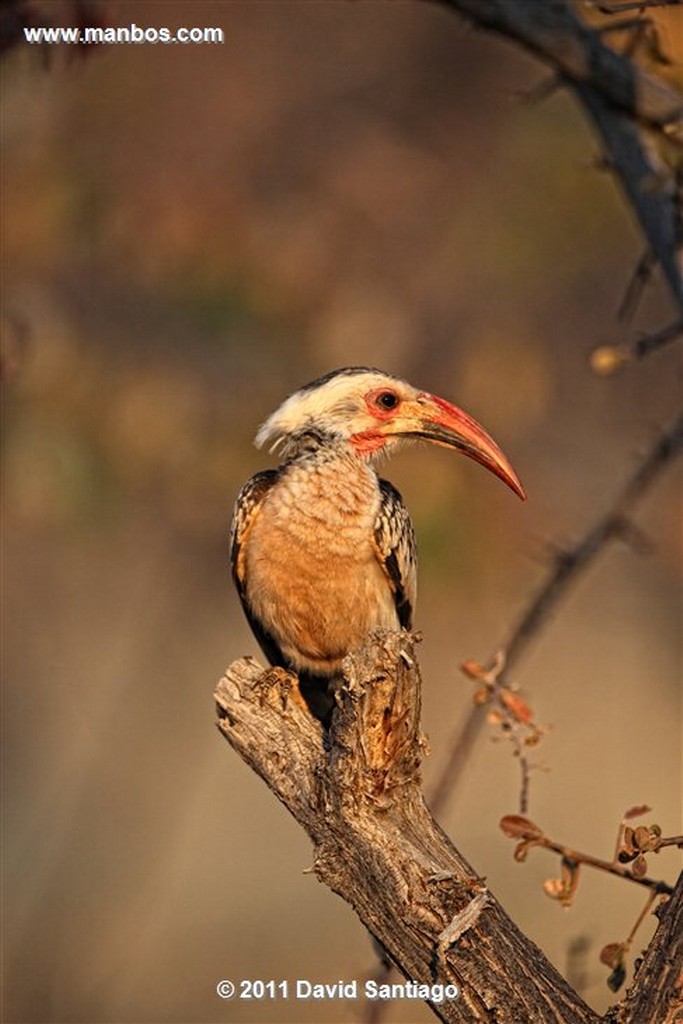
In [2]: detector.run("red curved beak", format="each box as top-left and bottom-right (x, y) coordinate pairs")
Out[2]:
(400, 392), (526, 501)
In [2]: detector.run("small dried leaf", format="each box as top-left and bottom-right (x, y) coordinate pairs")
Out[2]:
(543, 878), (569, 903)
(623, 826), (635, 849)
(500, 815), (544, 840)
(633, 826), (651, 850)
(500, 688), (534, 724)
(631, 825), (661, 853)
(461, 659), (486, 680)
(632, 854), (648, 878)
(600, 943), (624, 969)
(544, 859), (580, 907)
(624, 805), (652, 820)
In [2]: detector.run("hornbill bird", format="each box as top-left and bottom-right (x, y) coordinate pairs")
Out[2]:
(231, 367), (525, 720)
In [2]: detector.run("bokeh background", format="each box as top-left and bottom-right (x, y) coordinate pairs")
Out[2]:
(2, 2), (681, 1022)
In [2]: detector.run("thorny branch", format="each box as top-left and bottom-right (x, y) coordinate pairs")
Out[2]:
(437, 0), (683, 328)
(429, 411), (683, 819)
(574, 78), (682, 316)
(436, 0), (682, 125)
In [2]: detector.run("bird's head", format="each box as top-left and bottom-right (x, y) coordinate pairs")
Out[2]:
(256, 367), (525, 500)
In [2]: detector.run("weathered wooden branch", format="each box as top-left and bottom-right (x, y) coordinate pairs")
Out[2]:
(215, 629), (682, 1023)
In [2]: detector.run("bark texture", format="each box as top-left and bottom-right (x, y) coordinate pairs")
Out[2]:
(217, 630), (603, 1023)
(215, 630), (682, 1022)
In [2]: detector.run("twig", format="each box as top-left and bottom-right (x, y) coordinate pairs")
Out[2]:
(657, 835), (683, 849)
(633, 318), (683, 358)
(500, 815), (676, 896)
(500, 810), (681, 991)
(429, 412), (683, 818)
(456, 654), (545, 816)
(592, 318), (683, 373)
(618, 249), (656, 322)
(504, 412), (682, 673)
(599, 888), (659, 990)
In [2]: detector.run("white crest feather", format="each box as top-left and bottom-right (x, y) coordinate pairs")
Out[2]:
(254, 370), (409, 452)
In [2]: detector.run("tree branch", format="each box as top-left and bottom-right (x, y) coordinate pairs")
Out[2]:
(216, 632), (682, 1023)
(429, 412), (683, 817)
(436, 0), (683, 316)
(436, 0), (683, 126)
(215, 631), (599, 1024)
(502, 411), (683, 676)
(574, 81), (683, 313)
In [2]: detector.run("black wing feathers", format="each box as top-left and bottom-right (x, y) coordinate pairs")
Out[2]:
(230, 469), (289, 669)
(374, 479), (417, 629)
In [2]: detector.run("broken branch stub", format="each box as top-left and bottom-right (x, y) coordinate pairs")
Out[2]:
(215, 630), (597, 1024)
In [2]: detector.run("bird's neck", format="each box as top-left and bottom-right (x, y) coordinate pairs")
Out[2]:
(280, 430), (369, 469)
(277, 434), (380, 522)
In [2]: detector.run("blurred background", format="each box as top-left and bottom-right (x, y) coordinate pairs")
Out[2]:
(2, 2), (681, 1022)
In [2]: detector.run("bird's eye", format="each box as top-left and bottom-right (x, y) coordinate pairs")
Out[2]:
(376, 391), (399, 411)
